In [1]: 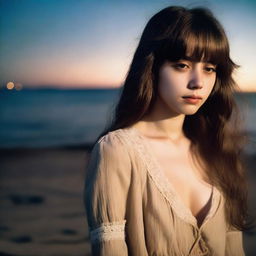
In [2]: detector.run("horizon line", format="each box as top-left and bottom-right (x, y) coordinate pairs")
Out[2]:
(1, 87), (255, 94)
(0, 83), (255, 93)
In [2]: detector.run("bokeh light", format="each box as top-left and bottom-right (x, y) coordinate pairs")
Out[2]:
(6, 82), (15, 90)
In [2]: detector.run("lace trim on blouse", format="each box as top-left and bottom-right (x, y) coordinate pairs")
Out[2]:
(90, 220), (126, 243)
(117, 127), (221, 229)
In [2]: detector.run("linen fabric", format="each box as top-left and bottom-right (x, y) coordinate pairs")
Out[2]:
(84, 127), (245, 256)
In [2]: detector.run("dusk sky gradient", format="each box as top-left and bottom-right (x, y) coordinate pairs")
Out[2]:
(0, 0), (255, 91)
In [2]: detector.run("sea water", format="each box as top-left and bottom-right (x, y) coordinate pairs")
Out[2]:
(0, 88), (255, 152)
(0, 88), (120, 147)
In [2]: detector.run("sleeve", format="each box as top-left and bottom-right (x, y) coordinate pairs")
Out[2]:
(225, 226), (245, 256)
(84, 134), (132, 256)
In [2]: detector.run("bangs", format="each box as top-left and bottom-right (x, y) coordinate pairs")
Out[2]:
(157, 12), (230, 67)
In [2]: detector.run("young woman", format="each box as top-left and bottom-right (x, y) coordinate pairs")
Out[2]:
(84, 6), (250, 256)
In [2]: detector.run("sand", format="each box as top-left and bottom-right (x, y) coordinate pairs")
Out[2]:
(0, 148), (91, 256)
(0, 147), (255, 256)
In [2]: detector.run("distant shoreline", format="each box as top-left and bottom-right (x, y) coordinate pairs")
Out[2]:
(0, 144), (94, 153)
(0, 87), (256, 93)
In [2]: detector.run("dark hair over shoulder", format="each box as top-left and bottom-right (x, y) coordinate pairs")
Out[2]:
(97, 6), (252, 231)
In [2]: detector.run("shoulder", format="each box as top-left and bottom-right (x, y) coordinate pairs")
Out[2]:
(97, 129), (126, 146)
(86, 128), (147, 189)
(90, 129), (132, 164)
(85, 129), (133, 189)
(96, 129), (129, 153)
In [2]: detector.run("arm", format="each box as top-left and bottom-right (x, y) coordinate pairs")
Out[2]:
(84, 134), (131, 256)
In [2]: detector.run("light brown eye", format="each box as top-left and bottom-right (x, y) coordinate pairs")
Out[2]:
(204, 66), (216, 73)
(174, 63), (189, 70)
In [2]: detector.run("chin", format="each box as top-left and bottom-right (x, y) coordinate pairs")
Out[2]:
(181, 106), (200, 115)
(184, 110), (199, 115)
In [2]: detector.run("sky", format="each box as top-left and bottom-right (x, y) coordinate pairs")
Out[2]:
(0, 0), (255, 91)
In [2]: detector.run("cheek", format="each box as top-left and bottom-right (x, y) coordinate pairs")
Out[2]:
(205, 76), (217, 94)
(158, 70), (184, 98)
(201, 76), (217, 105)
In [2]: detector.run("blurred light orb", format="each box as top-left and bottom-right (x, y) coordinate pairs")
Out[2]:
(6, 82), (15, 90)
(15, 83), (23, 90)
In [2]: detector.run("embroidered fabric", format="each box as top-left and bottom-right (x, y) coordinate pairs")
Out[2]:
(90, 220), (126, 243)
(116, 127), (221, 229)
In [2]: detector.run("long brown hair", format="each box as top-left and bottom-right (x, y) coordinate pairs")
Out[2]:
(96, 6), (250, 231)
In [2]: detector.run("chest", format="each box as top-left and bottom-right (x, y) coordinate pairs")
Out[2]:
(147, 140), (213, 224)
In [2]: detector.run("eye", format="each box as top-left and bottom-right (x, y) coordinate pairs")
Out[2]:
(173, 62), (190, 70)
(204, 65), (217, 73)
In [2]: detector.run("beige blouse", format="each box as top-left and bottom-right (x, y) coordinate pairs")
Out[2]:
(84, 127), (245, 256)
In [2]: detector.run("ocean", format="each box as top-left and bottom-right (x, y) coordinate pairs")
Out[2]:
(0, 88), (255, 152)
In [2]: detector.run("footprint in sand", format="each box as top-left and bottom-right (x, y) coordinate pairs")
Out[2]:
(10, 235), (32, 243)
(61, 229), (78, 235)
(8, 194), (44, 205)
(0, 226), (10, 232)
(0, 252), (20, 256)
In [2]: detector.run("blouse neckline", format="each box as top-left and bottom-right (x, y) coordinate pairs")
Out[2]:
(119, 127), (221, 230)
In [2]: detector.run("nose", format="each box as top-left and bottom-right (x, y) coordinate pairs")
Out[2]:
(188, 68), (203, 90)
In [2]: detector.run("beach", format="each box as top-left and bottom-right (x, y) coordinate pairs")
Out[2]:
(0, 147), (91, 256)
(0, 147), (255, 256)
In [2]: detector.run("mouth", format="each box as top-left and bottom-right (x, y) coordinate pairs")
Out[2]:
(182, 95), (202, 104)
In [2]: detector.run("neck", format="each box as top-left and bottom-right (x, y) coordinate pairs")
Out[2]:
(134, 97), (186, 141)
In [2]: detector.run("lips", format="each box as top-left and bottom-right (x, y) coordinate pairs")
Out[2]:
(182, 95), (202, 99)
(182, 95), (202, 104)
